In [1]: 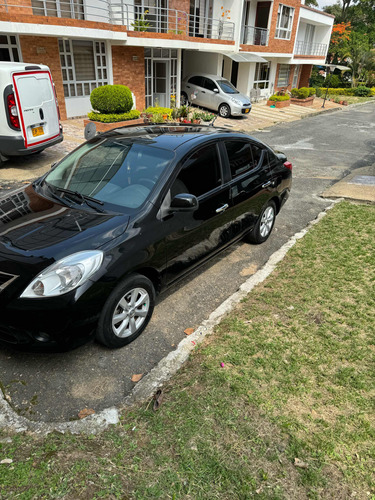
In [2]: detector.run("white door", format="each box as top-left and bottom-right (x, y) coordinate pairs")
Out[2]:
(304, 24), (315, 54)
(12, 71), (60, 148)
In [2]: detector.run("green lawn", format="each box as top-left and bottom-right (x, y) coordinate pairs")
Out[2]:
(1, 201), (374, 499)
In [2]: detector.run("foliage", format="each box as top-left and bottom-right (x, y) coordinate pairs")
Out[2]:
(200, 112), (216, 122)
(314, 87), (322, 97)
(319, 87), (356, 95)
(309, 66), (325, 88)
(268, 94), (290, 101)
(354, 85), (372, 95)
(304, 0), (318, 6)
(144, 106), (172, 117)
(90, 85), (133, 114)
(191, 110), (202, 121)
(150, 113), (164, 124)
(309, 87), (316, 96)
(87, 110), (140, 123)
(290, 87), (310, 99)
(179, 105), (189, 117)
(131, 10), (150, 32)
(324, 74), (342, 88)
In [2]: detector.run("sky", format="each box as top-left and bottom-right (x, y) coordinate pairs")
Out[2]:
(317, 0), (339, 9)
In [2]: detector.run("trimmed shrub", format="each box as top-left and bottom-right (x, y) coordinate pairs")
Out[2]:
(319, 88), (356, 96)
(290, 87), (311, 99)
(90, 85), (133, 114)
(354, 86), (372, 97)
(290, 88), (299, 98)
(371, 87), (375, 96)
(309, 87), (316, 96)
(268, 94), (290, 101)
(324, 74), (341, 88)
(314, 87), (322, 97)
(87, 110), (140, 123)
(145, 106), (172, 116)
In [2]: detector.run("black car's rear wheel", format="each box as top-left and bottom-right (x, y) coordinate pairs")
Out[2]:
(96, 274), (155, 348)
(245, 200), (276, 244)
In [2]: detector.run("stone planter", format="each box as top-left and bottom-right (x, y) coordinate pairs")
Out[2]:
(267, 100), (290, 108)
(290, 96), (315, 107)
(83, 118), (144, 133)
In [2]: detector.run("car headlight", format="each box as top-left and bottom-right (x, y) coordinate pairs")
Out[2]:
(20, 250), (104, 298)
(230, 97), (243, 106)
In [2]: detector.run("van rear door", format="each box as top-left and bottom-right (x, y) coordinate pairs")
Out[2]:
(12, 70), (60, 149)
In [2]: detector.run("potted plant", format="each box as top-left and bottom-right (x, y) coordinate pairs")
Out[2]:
(267, 94), (290, 108)
(192, 111), (202, 124)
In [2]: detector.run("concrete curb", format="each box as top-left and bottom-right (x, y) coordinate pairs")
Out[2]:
(0, 201), (342, 436)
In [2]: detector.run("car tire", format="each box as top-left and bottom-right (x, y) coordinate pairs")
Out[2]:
(245, 200), (276, 245)
(219, 103), (231, 118)
(96, 274), (155, 348)
(181, 92), (189, 106)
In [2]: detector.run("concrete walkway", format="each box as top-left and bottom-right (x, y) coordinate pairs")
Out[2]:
(322, 165), (375, 203)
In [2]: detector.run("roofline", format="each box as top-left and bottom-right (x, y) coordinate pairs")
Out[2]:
(300, 5), (335, 18)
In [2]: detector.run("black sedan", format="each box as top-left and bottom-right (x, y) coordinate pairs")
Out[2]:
(0, 125), (292, 350)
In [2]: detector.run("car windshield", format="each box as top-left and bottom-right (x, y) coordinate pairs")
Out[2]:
(217, 80), (239, 94)
(44, 137), (174, 211)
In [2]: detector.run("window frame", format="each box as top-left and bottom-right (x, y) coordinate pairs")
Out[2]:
(223, 139), (265, 181)
(277, 64), (291, 88)
(275, 4), (294, 40)
(0, 35), (21, 62)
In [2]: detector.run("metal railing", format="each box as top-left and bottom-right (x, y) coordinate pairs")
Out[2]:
(242, 25), (269, 46)
(295, 41), (327, 56)
(0, 0), (235, 40)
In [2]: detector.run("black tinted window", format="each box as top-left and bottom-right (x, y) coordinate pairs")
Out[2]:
(225, 140), (257, 177)
(252, 145), (263, 168)
(188, 76), (204, 87)
(203, 78), (218, 92)
(176, 144), (222, 197)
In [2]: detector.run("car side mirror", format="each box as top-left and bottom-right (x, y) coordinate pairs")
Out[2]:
(213, 88), (219, 93)
(170, 193), (199, 212)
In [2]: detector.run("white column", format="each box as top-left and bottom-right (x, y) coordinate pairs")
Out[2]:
(176, 48), (182, 107)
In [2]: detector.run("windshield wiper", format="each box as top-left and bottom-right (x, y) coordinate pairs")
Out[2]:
(43, 183), (73, 207)
(55, 187), (105, 213)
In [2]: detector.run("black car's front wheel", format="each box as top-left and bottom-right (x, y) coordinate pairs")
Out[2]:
(96, 274), (155, 348)
(245, 200), (276, 244)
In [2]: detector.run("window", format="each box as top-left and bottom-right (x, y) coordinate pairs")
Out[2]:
(277, 64), (290, 87)
(203, 78), (218, 92)
(59, 40), (108, 98)
(217, 80), (239, 94)
(254, 62), (270, 90)
(188, 76), (205, 87)
(225, 141), (262, 178)
(145, 48), (178, 108)
(0, 35), (20, 62)
(177, 144), (221, 197)
(31, 0), (84, 18)
(275, 4), (294, 40)
(292, 65), (300, 88)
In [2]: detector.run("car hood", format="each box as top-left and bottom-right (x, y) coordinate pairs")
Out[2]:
(0, 185), (129, 259)
(230, 93), (251, 105)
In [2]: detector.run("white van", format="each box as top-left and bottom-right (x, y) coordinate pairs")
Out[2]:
(0, 62), (63, 165)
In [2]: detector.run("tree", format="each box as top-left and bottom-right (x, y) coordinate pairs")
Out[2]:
(341, 32), (374, 86)
(305, 0), (318, 6)
(328, 22), (352, 63)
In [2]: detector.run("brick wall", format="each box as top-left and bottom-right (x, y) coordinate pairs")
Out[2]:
(0, 0), (32, 16)
(241, 0), (301, 54)
(299, 64), (312, 87)
(19, 36), (67, 120)
(111, 46), (145, 111)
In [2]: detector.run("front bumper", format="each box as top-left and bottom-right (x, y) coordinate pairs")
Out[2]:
(230, 103), (252, 116)
(0, 280), (108, 351)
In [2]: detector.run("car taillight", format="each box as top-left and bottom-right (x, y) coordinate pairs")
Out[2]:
(284, 161), (292, 171)
(7, 93), (20, 130)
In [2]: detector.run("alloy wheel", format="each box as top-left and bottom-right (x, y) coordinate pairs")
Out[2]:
(112, 287), (150, 338)
(260, 206), (275, 238)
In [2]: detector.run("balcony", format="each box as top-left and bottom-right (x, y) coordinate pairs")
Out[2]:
(242, 25), (269, 46)
(0, 0), (235, 41)
(295, 41), (327, 56)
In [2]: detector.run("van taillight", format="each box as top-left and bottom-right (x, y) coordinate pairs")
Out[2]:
(7, 93), (20, 130)
(284, 161), (292, 171)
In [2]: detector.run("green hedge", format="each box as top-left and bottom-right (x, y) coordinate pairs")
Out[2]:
(90, 85), (133, 114)
(144, 106), (172, 116)
(291, 87), (310, 99)
(319, 87), (356, 96)
(268, 94), (290, 102)
(87, 110), (141, 123)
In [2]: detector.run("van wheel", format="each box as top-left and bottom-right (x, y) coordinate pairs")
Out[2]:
(245, 200), (276, 244)
(96, 274), (155, 348)
(219, 103), (231, 118)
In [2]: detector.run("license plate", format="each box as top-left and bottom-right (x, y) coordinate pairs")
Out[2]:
(245, 108), (250, 114)
(31, 126), (44, 137)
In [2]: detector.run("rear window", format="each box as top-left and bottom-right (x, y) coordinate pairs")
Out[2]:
(16, 74), (53, 107)
(225, 140), (263, 178)
(45, 138), (174, 210)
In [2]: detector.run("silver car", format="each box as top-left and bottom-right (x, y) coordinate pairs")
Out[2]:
(181, 74), (252, 118)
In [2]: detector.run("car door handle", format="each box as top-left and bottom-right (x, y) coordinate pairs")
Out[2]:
(202, 90), (206, 93)
(262, 180), (272, 188)
(216, 203), (229, 214)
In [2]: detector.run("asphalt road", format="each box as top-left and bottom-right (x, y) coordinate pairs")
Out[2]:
(1, 102), (374, 423)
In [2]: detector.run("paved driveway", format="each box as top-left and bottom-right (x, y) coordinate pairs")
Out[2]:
(0, 102), (374, 423)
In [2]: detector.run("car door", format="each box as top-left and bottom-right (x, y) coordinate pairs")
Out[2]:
(185, 76), (205, 106)
(202, 77), (221, 111)
(163, 142), (233, 284)
(223, 139), (275, 235)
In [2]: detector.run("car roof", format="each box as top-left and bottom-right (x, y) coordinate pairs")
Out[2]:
(186, 73), (227, 81)
(98, 124), (256, 152)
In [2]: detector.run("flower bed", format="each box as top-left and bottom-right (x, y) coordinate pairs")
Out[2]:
(290, 96), (315, 107)
(83, 117), (144, 133)
(267, 99), (290, 108)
